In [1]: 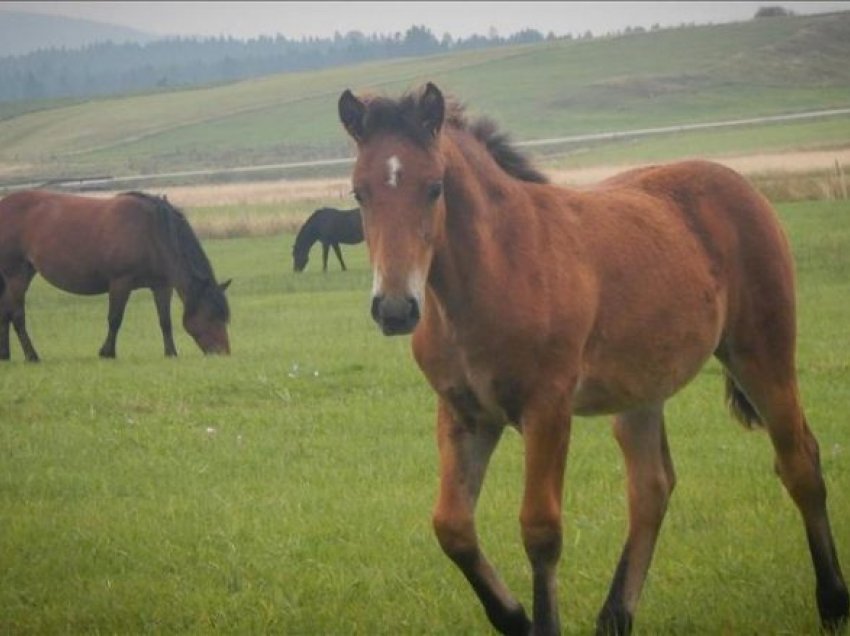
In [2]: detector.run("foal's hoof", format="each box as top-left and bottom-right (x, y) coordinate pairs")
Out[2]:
(596, 606), (633, 636)
(819, 585), (850, 633)
(98, 349), (116, 359)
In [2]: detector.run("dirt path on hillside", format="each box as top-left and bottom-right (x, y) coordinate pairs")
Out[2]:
(112, 147), (850, 208)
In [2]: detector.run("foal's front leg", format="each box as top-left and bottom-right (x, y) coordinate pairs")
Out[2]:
(521, 391), (573, 636)
(432, 398), (532, 635)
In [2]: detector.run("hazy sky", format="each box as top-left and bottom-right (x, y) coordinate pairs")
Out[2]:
(2, 1), (847, 39)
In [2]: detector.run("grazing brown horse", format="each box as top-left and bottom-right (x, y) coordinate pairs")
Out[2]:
(339, 83), (848, 635)
(292, 206), (364, 272)
(0, 190), (231, 361)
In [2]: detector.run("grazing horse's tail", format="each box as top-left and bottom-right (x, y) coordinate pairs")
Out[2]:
(724, 372), (764, 428)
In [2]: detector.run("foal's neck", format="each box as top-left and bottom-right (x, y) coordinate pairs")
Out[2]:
(429, 136), (537, 310)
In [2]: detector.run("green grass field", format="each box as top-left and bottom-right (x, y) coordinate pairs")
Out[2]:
(1, 11), (849, 184)
(1, 200), (848, 634)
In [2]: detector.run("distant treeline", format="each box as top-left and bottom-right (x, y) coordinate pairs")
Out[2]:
(0, 25), (563, 103)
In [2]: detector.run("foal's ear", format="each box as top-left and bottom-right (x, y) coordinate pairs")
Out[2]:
(219, 279), (232, 292)
(419, 82), (445, 139)
(339, 89), (366, 142)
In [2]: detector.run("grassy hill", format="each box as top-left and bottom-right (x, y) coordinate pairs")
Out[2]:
(1, 11), (849, 185)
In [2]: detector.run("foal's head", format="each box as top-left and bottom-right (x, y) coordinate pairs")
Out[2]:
(338, 82), (448, 335)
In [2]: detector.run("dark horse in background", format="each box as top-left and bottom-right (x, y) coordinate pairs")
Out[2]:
(339, 83), (848, 634)
(292, 206), (363, 272)
(0, 190), (231, 361)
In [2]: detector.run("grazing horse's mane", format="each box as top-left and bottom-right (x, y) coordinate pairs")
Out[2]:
(358, 89), (549, 184)
(122, 191), (230, 321)
(292, 208), (322, 255)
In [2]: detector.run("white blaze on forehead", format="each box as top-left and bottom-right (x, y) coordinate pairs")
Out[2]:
(386, 155), (402, 188)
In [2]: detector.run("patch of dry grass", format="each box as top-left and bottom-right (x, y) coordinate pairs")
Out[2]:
(71, 149), (850, 240)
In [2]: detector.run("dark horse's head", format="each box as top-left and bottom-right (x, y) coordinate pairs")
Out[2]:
(292, 209), (320, 273)
(292, 243), (309, 273)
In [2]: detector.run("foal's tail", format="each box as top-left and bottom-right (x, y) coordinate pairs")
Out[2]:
(724, 371), (764, 428)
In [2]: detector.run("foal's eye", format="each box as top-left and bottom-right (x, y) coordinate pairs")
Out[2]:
(426, 181), (443, 203)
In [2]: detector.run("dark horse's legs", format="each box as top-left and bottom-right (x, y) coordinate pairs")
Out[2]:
(0, 263), (39, 362)
(332, 243), (347, 271)
(321, 241), (347, 272)
(152, 286), (177, 357)
(98, 279), (132, 359)
(321, 242), (330, 272)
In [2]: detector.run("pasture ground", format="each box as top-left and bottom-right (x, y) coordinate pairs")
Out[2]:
(1, 200), (848, 634)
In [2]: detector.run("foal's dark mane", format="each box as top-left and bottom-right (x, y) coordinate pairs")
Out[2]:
(123, 191), (230, 321)
(359, 91), (549, 184)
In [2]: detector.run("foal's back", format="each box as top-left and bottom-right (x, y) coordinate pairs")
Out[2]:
(534, 160), (796, 414)
(592, 159), (796, 340)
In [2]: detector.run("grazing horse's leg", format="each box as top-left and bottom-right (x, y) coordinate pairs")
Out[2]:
(432, 398), (532, 636)
(152, 286), (177, 357)
(520, 389), (573, 636)
(597, 403), (676, 636)
(321, 242), (330, 272)
(98, 280), (132, 358)
(0, 263), (39, 362)
(332, 243), (347, 271)
(726, 358), (849, 631)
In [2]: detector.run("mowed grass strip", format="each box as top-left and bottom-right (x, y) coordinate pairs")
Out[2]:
(1, 201), (848, 634)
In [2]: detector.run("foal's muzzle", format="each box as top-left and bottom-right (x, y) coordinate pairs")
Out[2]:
(371, 294), (420, 335)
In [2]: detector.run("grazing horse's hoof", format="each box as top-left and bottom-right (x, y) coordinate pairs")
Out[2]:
(98, 349), (116, 359)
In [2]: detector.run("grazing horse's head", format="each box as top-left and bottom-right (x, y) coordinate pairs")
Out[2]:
(338, 82), (447, 335)
(183, 279), (232, 354)
(292, 245), (309, 273)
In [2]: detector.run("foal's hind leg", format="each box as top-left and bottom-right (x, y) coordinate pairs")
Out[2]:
(722, 351), (849, 631)
(99, 280), (132, 358)
(0, 263), (39, 361)
(597, 403), (676, 636)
